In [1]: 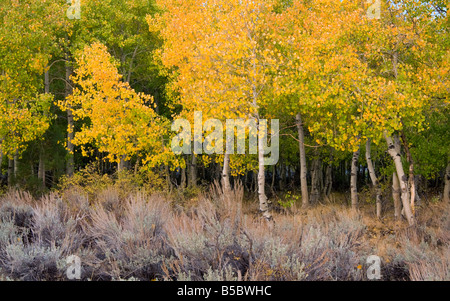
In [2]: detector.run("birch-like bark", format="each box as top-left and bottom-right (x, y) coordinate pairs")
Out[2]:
(310, 158), (321, 204)
(180, 166), (186, 189)
(118, 155), (127, 172)
(400, 131), (416, 213)
(296, 113), (309, 208)
(350, 147), (360, 209)
(44, 68), (50, 94)
(257, 117), (272, 221)
(385, 134), (415, 226)
(392, 172), (402, 220)
(365, 139), (382, 218)
(222, 153), (231, 195)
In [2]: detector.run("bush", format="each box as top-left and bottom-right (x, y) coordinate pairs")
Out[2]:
(163, 182), (250, 281)
(84, 191), (174, 280)
(0, 184), (448, 281)
(0, 191), (87, 281)
(57, 164), (114, 201)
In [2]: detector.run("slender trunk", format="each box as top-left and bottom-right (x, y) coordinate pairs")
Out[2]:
(8, 159), (13, 186)
(253, 170), (257, 193)
(43, 69), (49, 187)
(296, 113), (309, 208)
(67, 108), (75, 176)
(319, 161), (324, 194)
(365, 139), (382, 218)
(65, 61), (74, 177)
(13, 150), (18, 179)
(323, 162), (332, 202)
(401, 131), (416, 214)
(222, 153), (231, 194)
(257, 117), (271, 222)
(393, 172), (402, 220)
(134, 158), (139, 175)
(165, 164), (172, 192)
(350, 147), (360, 209)
(180, 166), (186, 189)
(280, 162), (285, 191)
(38, 151), (45, 187)
(385, 134), (415, 226)
(118, 155), (127, 172)
(444, 162), (450, 204)
(216, 162), (222, 183)
(271, 164), (276, 193)
(392, 135), (403, 220)
(189, 154), (197, 188)
(310, 158), (321, 204)
(44, 68), (50, 94)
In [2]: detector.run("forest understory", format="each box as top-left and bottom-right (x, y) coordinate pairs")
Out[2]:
(0, 179), (448, 281)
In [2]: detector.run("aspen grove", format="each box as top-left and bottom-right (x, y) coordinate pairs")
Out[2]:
(0, 0), (448, 282)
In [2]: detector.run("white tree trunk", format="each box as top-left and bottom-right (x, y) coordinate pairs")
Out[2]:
(257, 118), (272, 222)
(118, 155), (127, 172)
(222, 153), (231, 195)
(385, 134), (415, 226)
(401, 132), (416, 214)
(392, 172), (402, 220)
(365, 139), (382, 218)
(296, 113), (309, 208)
(350, 147), (360, 209)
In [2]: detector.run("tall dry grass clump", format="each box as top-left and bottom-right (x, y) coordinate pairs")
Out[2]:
(0, 190), (86, 280)
(84, 191), (175, 280)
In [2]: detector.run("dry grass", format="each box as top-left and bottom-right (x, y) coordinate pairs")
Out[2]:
(0, 184), (448, 281)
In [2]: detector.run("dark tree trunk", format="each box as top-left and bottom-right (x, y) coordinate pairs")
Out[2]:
(350, 147), (360, 209)
(65, 60), (75, 177)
